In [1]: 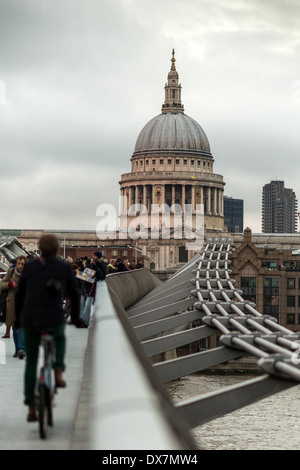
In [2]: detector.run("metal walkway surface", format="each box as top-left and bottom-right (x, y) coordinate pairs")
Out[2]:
(0, 323), (89, 450)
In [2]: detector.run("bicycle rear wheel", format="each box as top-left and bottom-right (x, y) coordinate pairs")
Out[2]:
(38, 384), (52, 439)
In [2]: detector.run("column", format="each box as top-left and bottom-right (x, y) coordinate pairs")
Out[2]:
(129, 186), (134, 211)
(221, 189), (224, 216)
(182, 184), (186, 210)
(213, 187), (217, 216)
(137, 185), (142, 205)
(191, 185), (195, 212)
(150, 185), (153, 212)
(161, 184), (165, 205)
(172, 184), (176, 206)
(200, 186), (204, 205)
(120, 187), (126, 215)
(207, 187), (211, 214)
(143, 185), (147, 211)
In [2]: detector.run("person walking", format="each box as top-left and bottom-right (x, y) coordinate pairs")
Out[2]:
(114, 258), (129, 272)
(15, 234), (83, 422)
(107, 260), (117, 274)
(80, 251), (107, 327)
(1, 256), (26, 358)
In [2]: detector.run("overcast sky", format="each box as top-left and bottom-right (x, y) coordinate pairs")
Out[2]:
(0, 0), (299, 234)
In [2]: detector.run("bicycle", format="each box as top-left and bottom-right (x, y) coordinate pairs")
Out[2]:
(35, 331), (56, 439)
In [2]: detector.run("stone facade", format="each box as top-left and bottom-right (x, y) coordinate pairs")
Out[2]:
(119, 51), (225, 275)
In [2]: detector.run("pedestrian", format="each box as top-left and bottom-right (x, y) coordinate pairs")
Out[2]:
(115, 258), (129, 272)
(15, 233), (84, 422)
(80, 251), (107, 326)
(107, 260), (117, 274)
(9, 258), (16, 269)
(1, 256), (26, 359)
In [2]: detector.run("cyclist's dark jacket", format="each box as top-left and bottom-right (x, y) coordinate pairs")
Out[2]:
(15, 256), (80, 328)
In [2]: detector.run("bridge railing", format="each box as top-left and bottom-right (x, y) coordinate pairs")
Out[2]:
(91, 279), (196, 450)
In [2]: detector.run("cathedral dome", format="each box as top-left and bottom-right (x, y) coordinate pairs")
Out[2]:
(133, 49), (212, 159)
(133, 112), (211, 156)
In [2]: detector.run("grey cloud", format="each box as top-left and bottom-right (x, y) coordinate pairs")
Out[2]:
(0, 0), (299, 232)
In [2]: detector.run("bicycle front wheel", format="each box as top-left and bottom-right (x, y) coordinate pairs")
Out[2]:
(38, 384), (52, 439)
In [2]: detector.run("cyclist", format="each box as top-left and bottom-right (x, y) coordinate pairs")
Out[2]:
(15, 234), (84, 422)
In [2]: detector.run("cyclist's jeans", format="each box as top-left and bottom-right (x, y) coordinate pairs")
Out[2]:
(22, 325), (66, 405)
(13, 327), (25, 352)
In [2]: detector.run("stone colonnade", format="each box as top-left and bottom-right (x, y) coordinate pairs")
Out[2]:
(120, 183), (224, 217)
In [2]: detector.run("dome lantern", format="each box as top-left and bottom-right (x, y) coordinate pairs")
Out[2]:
(161, 49), (184, 114)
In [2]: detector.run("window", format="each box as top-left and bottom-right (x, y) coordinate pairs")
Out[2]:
(191, 160), (194, 166)
(179, 246), (188, 263)
(263, 278), (279, 319)
(183, 160), (187, 165)
(159, 159), (163, 165)
(197, 160), (201, 167)
(152, 159), (156, 164)
(284, 261), (300, 272)
(168, 159), (172, 165)
(262, 261), (278, 271)
(287, 278), (295, 289)
(287, 313), (295, 325)
(264, 278), (279, 288)
(240, 277), (256, 303)
(287, 296), (295, 307)
(176, 159), (180, 165)
(145, 160), (149, 165)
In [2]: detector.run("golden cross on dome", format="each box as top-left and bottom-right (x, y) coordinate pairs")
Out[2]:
(171, 49), (176, 70)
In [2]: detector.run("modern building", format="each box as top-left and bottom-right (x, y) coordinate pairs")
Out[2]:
(224, 196), (244, 233)
(262, 180), (297, 233)
(119, 50), (225, 275)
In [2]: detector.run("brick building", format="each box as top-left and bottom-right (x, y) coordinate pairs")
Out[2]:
(231, 227), (300, 331)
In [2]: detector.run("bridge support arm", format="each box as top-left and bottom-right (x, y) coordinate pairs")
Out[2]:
(175, 374), (297, 428)
(154, 347), (243, 383)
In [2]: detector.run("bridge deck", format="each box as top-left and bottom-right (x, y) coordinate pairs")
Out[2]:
(0, 323), (90, 450)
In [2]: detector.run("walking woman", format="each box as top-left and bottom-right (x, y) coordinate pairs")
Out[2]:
(1, 256), (26, 357)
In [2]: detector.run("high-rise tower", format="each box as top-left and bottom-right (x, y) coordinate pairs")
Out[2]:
(262, 180), (297, 233)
